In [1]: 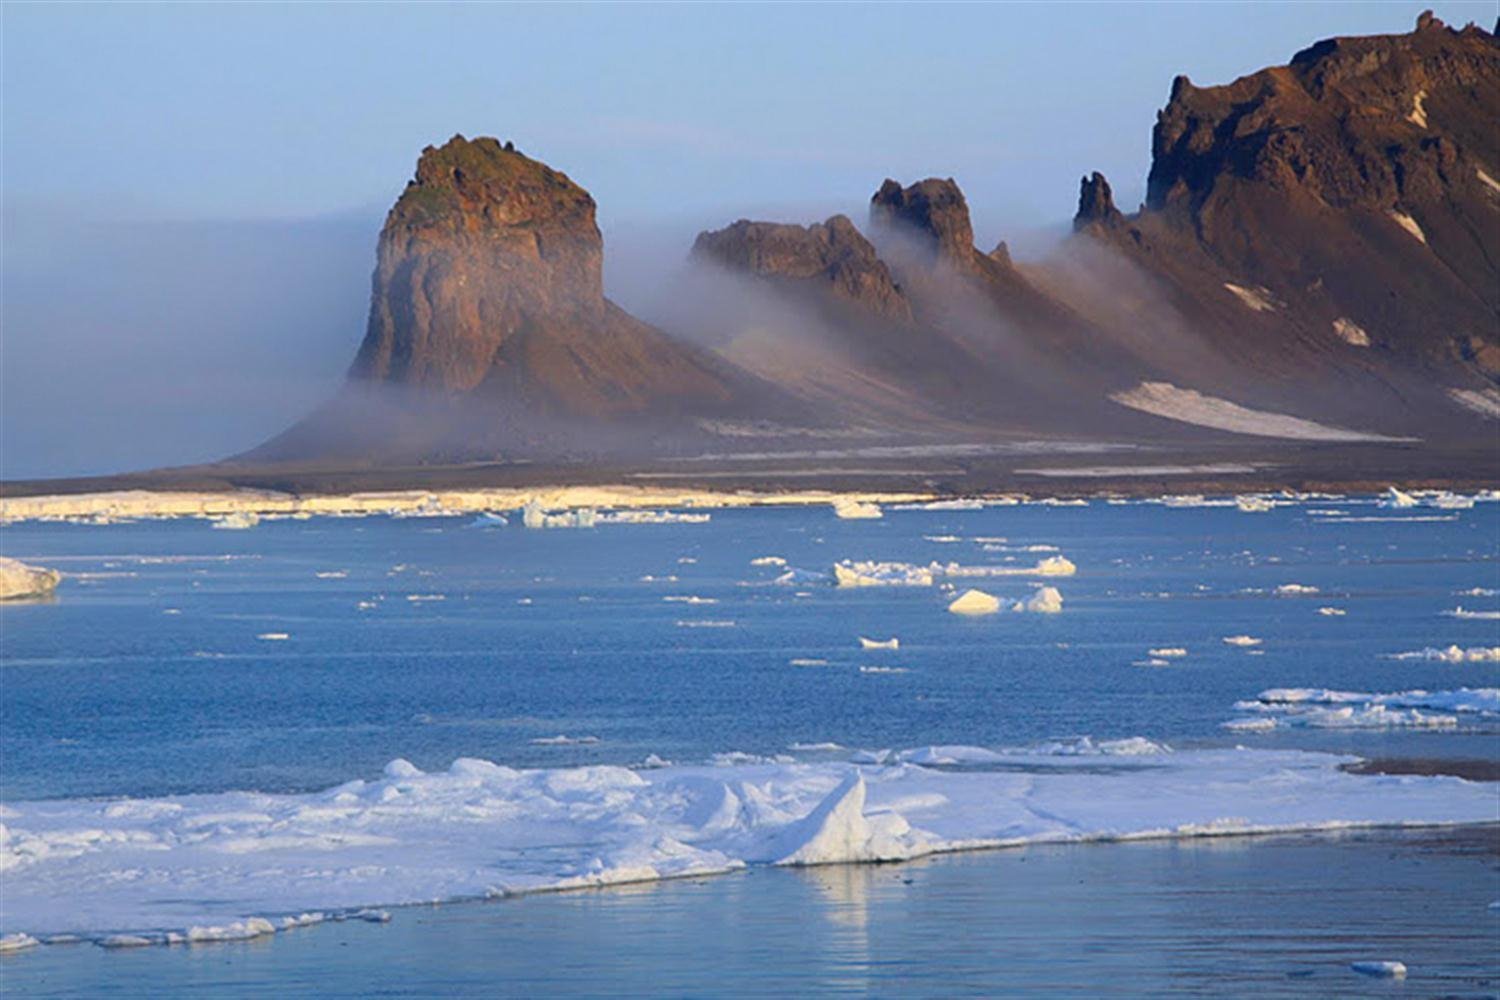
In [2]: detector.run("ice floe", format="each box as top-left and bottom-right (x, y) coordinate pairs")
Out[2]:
(749, 556), (787, 567)
(858, 637), (899, 651)
(948, 589), (1001, 615)
(1222, 635), (1262, 647)
(1275, 583), (1320, 595)
(2, 744), (1493, 946)
(255, 633), (290, 642)
(1013, 586), (1063, 614)
(1226, 687), (1500, 730)
(1389, 645), (1500, 663)
(1316, 607), (1347, 616)
(0, 557), (61, 601)
(1444, 606), (1500, 620)
(597, 510), (710, 525)
(833, 556), (1074, 588)
(1109, 382), (1413, 442)
(1148, 648), (1188, 658)
(832, 500), (882, 520)
(210, 512), (259, 530)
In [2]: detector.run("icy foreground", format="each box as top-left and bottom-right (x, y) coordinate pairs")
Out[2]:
(2, 746), (1494, 945)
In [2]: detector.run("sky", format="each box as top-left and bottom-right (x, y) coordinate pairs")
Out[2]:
(3, 0), (1494, 479)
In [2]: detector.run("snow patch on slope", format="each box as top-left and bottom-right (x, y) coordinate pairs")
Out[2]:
(1109, 382), (1414, 442)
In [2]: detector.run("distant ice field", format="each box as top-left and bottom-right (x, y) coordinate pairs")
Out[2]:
(1, 495), (1498, 945)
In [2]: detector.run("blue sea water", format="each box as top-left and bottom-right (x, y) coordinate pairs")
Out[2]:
(3, 500), (1497, 802)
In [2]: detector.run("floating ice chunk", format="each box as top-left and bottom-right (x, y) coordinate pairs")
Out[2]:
(1275, 584), (1320, 595)
(162, 608), (182, 615)
(835, 561), (934, 588)
(832, 500), (882, 520)
(858, 637), (899, 650)
(522, 502), (598, 529)
(948, 589), (1001, 616)
(1316, 607), (1347, 616)
(750, 556), (787, 567)
(1388, 209), (1426, 244)
(789, 742), (845, 752)
(1149, 648), (1188, 658)
(789, 658), (830, 666)
(1222, 717), (1277, 732)
(934, 555), (1076, 578)
(858, 666), (908, 674)
(0, 933), (39, 953)
(1134, 658), (1173, 667)
(1383, 486), (1419, 508)
(99, 935), (157, 949)
(0, 557), (61, 601)
(184, 918), (276, 943)
(1222, 635), (1262, 647)
(467, 512), (509, 528)
(1014, 586), (1063, 614)
(210, 512), (259, 530)
(924, 535), (962, 543)
(406, 594), (445, 603)
(1458, 587), (1499, 597)
(675, 620), (736, 628)
(664, 596), (718, 605)
(1331, 317), (1371, 346)
(774, 567), (829, 586)
(256, 632), (290, 641)
(597, 510), (710, 525)
(1236, 495), (1275, 512)
(1351, 960), (1406, 979)
(1110, 382), (1412, 442)
(314, 571), (348, 579)
(1444, 607), (1500, 620)
(530, 735), (601, 746)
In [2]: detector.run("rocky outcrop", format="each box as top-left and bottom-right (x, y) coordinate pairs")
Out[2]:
(869, 177), (983, 272)
(347, 135), (734, 415)
(1073, 13), (1499, 396)
(691, 215), (911, 323)
(1073, 172), (1123, 232)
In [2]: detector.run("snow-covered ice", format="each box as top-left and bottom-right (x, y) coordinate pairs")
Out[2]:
(2, 744), (1493, 946)
(948, 590), (1001, 616)
(0, 557), (61, 601)
(1227, 687), (1500, 730)
(1013, 586), (1063, 614)
(1390, 645), (1500, 663)
(831, 500), (882, 520)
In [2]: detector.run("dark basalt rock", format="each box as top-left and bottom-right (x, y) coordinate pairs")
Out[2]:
(870, 177), (981, 272)
(691, 215), (912, 323)
(1073, 172), (1123, 232)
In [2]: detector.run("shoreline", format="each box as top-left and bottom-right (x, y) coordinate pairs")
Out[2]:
(3, 815), (1496, 956)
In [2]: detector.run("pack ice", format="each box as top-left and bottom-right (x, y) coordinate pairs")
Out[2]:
(2, 745), (1494, 946)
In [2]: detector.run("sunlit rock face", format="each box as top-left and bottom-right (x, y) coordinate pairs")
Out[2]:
(350, 134), (733, 415)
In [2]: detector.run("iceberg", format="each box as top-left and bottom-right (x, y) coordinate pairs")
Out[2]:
(1013, 586), (1063, 614)
(832, 500), (882, 520)
(1, 745), (1494, 947)
(0, 557), (61, 602)
(1382, 487), (1419, 509)
(858, 637), (899, 651)
(948, 589), (1001, 615)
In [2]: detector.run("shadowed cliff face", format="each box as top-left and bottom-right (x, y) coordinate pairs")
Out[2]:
(347, 135), (734, 417)
(1070, 14), (1500, 397)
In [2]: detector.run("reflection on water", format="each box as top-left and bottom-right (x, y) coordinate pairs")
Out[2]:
(5, 829), (1495, 997)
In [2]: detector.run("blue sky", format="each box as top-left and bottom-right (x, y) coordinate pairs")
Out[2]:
(3, 1), (1493, 477)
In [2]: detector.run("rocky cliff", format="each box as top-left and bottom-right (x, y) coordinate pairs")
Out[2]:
(1070, 13), (1499, 409)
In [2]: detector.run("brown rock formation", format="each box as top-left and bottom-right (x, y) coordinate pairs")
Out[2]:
(691, 215), (911, 323)
(349, 135), (734, 416)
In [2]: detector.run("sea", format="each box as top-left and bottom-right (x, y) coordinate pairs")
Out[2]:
(2, 495), (1497, 996)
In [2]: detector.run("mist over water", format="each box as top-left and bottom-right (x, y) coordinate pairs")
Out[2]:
(1, 205), (377, 479)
